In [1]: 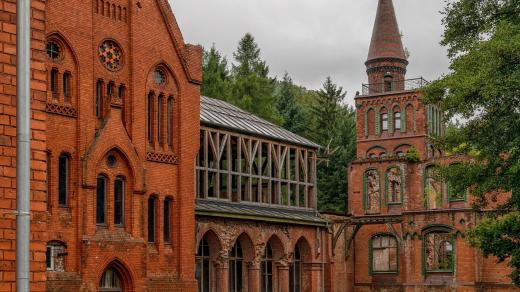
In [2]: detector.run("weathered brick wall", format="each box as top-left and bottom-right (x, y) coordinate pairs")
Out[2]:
(0, 0), (48, 291)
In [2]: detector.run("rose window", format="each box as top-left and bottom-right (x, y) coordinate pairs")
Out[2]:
(99, 40), (123, 71)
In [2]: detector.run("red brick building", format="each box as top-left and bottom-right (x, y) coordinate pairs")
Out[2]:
(342, 0), (519, 291)
(1, 0), (202, 291)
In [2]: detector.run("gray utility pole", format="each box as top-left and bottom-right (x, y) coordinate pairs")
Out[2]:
(16, 0), (31, 291)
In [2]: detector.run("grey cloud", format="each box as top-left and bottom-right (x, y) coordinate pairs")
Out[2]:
(169, 0), (450, 105)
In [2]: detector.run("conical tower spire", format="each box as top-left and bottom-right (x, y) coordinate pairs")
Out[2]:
(365, 0), (408, 93)
(367, 0), (406, 61)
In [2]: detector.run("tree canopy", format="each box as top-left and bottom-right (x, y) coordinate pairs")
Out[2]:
(423, 0), (520, 285)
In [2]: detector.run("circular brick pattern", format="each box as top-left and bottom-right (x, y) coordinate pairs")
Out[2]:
(99, 40), (123, 71)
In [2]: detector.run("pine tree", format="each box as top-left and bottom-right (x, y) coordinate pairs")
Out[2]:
(311, 77), (347, 145)
(276, 72), (307, 136)
(201, 45), (231, 101)
(310, 77), (356, 212)
(231, 33), (280, 124)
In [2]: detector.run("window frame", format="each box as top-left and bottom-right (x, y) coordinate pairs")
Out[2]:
(385, 166), (404, 205)
(58, 154), (69, 207)
(381, 113), (389, 131)
(96, 175), (107, 225)
(147, 196), (157, 243)
(163, 198), (172, 244)
(96, 80), (104, 118)
(62, 71), (72, 103)
(422, 228), (455, 273)
(46, 241), (66, 272)
(363, 168), (381, 214)
(113, 176), (125, 226)
(369, 234), (399, 275)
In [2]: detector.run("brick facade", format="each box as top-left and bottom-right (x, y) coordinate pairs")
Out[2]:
(342, 1), (520, 291)
(1, 0), (201, 291)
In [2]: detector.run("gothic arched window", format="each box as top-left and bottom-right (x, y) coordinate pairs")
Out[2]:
(99, 268), (122, 292)
(385, 167), (403, 204)
(363, 169), (381, 214)
(424, 165), (442, 209)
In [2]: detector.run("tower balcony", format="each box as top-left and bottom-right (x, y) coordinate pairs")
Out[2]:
(360, 77), (429, 96)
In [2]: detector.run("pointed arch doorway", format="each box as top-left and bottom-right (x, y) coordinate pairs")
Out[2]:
(99, 261), (133, 292)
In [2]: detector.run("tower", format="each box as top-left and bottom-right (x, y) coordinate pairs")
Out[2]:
(366, 0), (408, 93)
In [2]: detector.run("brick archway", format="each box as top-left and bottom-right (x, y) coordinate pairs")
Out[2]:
(99, 259), (134, 292)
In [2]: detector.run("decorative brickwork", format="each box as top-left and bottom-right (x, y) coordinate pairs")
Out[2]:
(45, 102), (78, 117)
(146, 151), (179, 165)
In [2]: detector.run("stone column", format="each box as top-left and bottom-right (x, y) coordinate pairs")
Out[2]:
(216, 257), (229, 292)
(248, 262), (261, 292)
(277, 264), (290, 292)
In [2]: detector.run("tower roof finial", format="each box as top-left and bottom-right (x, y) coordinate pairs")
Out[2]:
(367, 0), (406, 62)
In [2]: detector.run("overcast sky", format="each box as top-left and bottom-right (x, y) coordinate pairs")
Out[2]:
(169, 0), (451, 105)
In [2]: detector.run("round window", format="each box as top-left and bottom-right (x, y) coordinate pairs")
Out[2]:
(46, 41), (61, 59)
(107, 154), (117, 168)
(99, 40), (123, 71)
(154, 68), (166, 85)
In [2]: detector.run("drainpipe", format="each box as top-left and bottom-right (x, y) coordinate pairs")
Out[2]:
(16, 0), (31, 291)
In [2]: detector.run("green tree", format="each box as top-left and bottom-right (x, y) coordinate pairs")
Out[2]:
(276, 72), (307, 136)
(231, 33), (280, 123)
(423, 0), (520, 285)
(311, 77), (347, 145)
(201, 45), (231, 101)
(310, 77), (356, 212)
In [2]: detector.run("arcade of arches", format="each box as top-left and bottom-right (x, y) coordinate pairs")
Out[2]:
(195, 218), (325, 292)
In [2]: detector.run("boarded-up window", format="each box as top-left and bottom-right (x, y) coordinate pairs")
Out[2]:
(371, 235), (398, 273)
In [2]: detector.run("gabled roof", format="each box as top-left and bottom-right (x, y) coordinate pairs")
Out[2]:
(200, 96), (320, 149)
(367, 0), (407, 62)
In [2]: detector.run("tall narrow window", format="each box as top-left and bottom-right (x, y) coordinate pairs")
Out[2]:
(394, 112), (401, 130)
(96, 176), (107, 224)
(58, 155), (68, 207)
(157, 95), (163, 144)
(114, 177), (124, 226)
(62, 72), (71, 102)
(381, 113), (389, 131)
(229, 241), (243, 292)
(107, 82), (114, 97)
(96, 80), (103, 118)
(163, 199), (171, 243)
(148, 197), (156, 242)
(51, 69), (59, 98)
(261, 243), (274, 292)
(147, 92), (153, 143)
(196, 237), (211, 292)
(119, 85), (126, 126)
(167, 98), (173, 146)
(289, 244), (302, 292)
